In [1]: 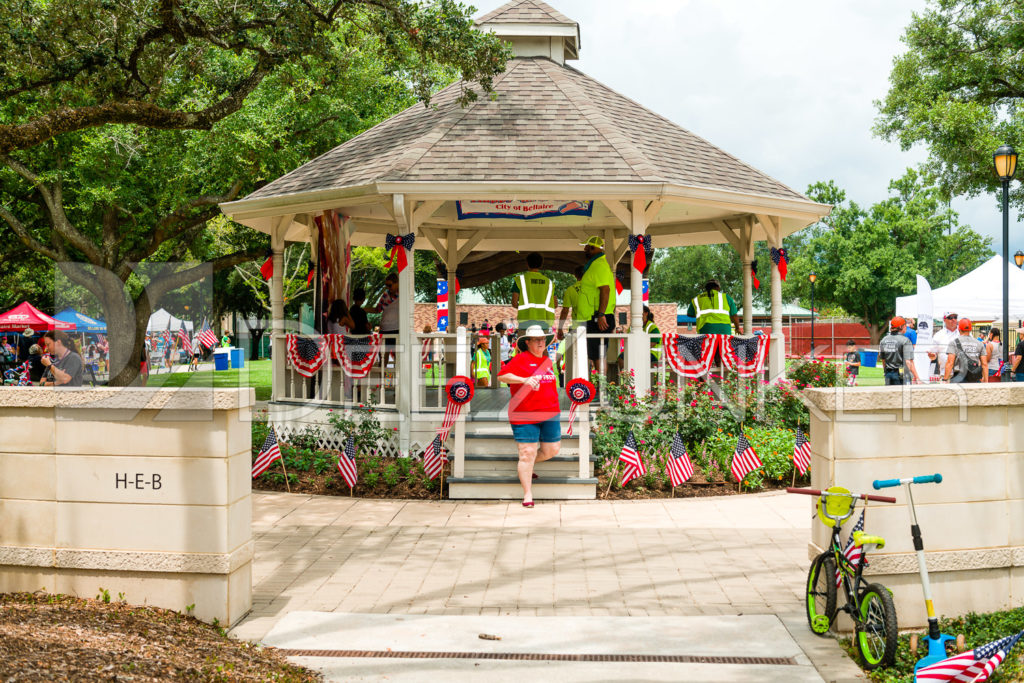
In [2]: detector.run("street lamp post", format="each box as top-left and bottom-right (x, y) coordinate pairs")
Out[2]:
(809, 272), (817, 356)
(994, 145), (1018, 381)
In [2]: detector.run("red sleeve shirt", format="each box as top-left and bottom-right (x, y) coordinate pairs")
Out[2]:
(499, 352), (561, 425)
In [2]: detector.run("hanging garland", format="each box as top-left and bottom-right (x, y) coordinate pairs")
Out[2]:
(565, 378), (596, 436)
(329, 333), (382, 378)
(286, 334), (328, 377)
(721, 334), (771, 378)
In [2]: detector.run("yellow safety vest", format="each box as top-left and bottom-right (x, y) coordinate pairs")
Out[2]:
(692, 291), (732, 331)
(517, 273), (555, 325)
(645, 320), (662, 360)
(473, 348), (491, 379)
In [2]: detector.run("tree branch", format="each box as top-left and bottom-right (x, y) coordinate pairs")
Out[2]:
(147, 247), (263, 301)
(139, 180), (243, 259)
(0, 204), (61, 261)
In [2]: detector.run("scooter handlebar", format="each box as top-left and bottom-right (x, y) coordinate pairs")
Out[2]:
(873, 474), (942, 489)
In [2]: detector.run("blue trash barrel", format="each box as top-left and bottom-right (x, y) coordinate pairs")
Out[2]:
(230, 347), (244, 369)
(213, 348), (230, 371)
(860, 350), (879, 368)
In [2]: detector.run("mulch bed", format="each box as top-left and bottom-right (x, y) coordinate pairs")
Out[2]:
(0, 592), (319, 682)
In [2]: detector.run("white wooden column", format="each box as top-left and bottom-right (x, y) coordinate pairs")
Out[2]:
(627, 200), (649, 397)
(574, 325), (590, 479)
(447, 230), (459, 331)
(454, 326), (468, 478)
(741, 218), (754, 336)
(394, 195), (415, 456)
(270, 215), (291, 402)
(758, 214), (786, 380)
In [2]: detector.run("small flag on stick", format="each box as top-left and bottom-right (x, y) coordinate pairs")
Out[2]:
(835, 510), (864, 587)
(793, 427), (811, 476)
(619, 431), (646, 485)
(666, 433), (694, 487)
(916, 629), (1024, 682)
(422, 433), (444, 480)
(337, 435), (358, 489)
(730, 433), (762, 484)
(252, 428), (282, 478)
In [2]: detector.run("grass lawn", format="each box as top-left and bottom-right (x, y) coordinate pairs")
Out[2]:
(146, 359), (272, 401)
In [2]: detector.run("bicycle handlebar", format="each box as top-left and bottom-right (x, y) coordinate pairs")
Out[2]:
(872, 474), (942, 490)
(786, 487), (896, 503)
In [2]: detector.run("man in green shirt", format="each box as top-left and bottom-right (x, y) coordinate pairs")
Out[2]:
(686, 279), (741, 335)
(511, 252), (557, 332)
(578, 236), (616, 370)
(556, 266), (585, 340)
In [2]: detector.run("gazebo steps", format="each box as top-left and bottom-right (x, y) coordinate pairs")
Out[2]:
(447, 476), (598, 500)
(463, 456), (594, 478)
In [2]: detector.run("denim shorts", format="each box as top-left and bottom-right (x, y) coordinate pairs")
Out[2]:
(511, 416), (562, 443)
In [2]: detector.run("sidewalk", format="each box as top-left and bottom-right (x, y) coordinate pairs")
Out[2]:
(232, 491), (866, 681)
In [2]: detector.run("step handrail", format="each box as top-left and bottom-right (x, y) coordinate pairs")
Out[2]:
(574, 325), (590, 479)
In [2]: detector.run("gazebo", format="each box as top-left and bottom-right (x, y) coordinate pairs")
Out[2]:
(220, 0), (829, 498)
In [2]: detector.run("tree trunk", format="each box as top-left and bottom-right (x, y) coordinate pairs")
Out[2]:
(249, 328), (265, 360)
(104, 290), (153, 387)
(866, 321), (883, 345)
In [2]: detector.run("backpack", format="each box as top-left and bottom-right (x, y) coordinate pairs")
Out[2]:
(954, 339), (983, 380)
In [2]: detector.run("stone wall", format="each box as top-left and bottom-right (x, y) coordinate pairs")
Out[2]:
(0, 388), (253, 626)
(803, 383), (1024, 628)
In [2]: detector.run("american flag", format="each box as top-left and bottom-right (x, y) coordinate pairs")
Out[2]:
(286, 334), (327, 377)
(337, 434), (358, 489)
(619, 431), (646, 485)
(730, 433), (762, 483)
(793, 428), (812, 476)
(666, 432), (694, 487)
(252, 428), (282, 478)
(916, 629), (1024, 682)
(197, 319), (218, 349)
(835, 510), (864, 588)
(642, 278), (649, 303)
(422, 433), (444, 480)
(176, 325), (190, 350)
(437, 279), (449, 332)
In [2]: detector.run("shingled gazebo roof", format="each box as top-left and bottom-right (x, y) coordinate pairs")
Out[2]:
(475, 0), (576, 26)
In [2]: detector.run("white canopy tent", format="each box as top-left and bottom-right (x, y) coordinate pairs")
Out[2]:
(146, 308), (194, 334)
(896, 256), (1024, 321)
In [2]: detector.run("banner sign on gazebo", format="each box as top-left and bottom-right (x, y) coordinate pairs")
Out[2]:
(456, 200), (594, 220)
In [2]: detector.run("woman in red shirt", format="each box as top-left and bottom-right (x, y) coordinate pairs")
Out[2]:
(497, 325), (561, 508)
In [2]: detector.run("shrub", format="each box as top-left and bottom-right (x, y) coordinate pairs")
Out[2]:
(789, 357), (842, 388)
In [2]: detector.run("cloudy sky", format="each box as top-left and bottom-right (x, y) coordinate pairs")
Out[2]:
(492, 0), (1020, 254)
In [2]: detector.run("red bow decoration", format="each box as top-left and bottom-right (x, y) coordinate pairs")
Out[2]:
(770, 247), (788, 281)
(260, 249), (274, 280)
(384, 233), (416, 272)
(751, 260), (760, 290)
(628, 234), (653, 272)
(615, 278), (624, 295)
(306, 260), (316, 287)
(565, 378), (596, 436)
(439, 375), (474, 442)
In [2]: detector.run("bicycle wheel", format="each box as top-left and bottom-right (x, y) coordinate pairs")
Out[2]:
(805, 552), (837, 635)
(856, 583), (897, 669)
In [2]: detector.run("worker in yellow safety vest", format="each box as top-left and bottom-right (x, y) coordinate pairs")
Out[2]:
(511, 252), (557, 333)
(577, 236), (616, 372)
(472, 332), (491, 387)
(686, 279), (742, 335)
(642, 306), (662, 363)
(556, 266), (585, 341)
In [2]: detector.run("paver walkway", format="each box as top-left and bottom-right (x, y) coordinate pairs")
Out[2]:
(231, 491), (866, 681)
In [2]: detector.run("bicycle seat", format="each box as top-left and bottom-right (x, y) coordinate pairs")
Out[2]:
(852, 530), (885, 552)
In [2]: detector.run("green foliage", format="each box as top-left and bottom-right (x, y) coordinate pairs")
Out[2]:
(789, 358), (842, 389)
(842, 605), (1024, 682)
(874, 0), (1024, 206)
(97, 588), (111, 604)
(325, 401), (393, 458)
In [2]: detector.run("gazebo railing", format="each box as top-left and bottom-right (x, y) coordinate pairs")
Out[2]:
(281, 333), (399, 408)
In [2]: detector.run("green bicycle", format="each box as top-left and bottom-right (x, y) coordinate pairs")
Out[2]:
(788, 485), (899, 669)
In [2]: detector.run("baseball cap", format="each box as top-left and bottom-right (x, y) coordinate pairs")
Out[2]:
(579, 236), (605, 249)
(943, 311), (958, 320)
(889, 316), (906, 330)
(22, 327), (33, 336)
(958, 318), (973, 332)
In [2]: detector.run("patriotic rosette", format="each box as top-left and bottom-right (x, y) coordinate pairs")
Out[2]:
(439, 375), (474, 442)
(721, 334), (770, 378)
(286, 334), (328, 377)
(662, 333), (721, 378)
(329, 332), (381, 378)
(628, 234), (653, 272)
(384, 232), (415, 272)
(564, 378), (595, 436)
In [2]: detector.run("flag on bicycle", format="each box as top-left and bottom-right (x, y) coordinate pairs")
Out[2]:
(793, 427), (811, 476)
(337, 434), (358, 489)
(666, 432), (693, 487)
(422, 433), (444, 480)
(730, 433), (761, 483)
(916, 629), (1024, 683)
(835, 510), (865, 588)
(619, 431), (645, 485)
(252, 427), (282, 478)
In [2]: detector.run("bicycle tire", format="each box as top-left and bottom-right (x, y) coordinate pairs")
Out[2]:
(856, 583), (897, 669)
(805, 552), (837, 635)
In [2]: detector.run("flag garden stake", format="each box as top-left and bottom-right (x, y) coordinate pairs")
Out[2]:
(280, 458), (291, 494)
(253, 427), (289, 493)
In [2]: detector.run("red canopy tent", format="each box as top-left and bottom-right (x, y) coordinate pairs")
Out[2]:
(0, 302), (75, 331)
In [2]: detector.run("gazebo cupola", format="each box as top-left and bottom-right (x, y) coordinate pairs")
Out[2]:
(475, 0), (580, 64)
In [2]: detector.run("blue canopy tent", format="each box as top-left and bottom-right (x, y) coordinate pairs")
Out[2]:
(54, 308), (106, 333)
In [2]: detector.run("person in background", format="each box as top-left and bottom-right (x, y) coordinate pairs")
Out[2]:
(221, 332), (232, 348)
(481, 319), (491, 334)
(983, 327), (1003, 380)
(943, 317), (986, 383)
(190, 334), (202, 371)
(578, 237), (615, 374)
(496, 322), (511, 364)
(844, 339), (861, 386)
(556, 266), (585, 341)
(373, 272), (400, 361)
(139, 343), (149, 386)
(472, 332), (491, 388)
(929, 312), (959, 379)
(18, 327), (35, 362)
(163, 339), (174, 372)
(349, 287), (371, 335)
(511, 252), (557, 332)
(27, 343), (45, 384)
(903, 318), (918, 346)
(1012, 328), (1024, 382)
(326, 299), (355, 334)
(687, 279), (742, 335)
(40, 330), (84, 387)
(879, 316), (920, 385)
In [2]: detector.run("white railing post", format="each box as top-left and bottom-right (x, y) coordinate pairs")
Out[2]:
(574, 325), (589, 479)
(454, 326), (468, 478)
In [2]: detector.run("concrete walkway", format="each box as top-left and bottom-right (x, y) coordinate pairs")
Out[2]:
(231, 491), (866, 681)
